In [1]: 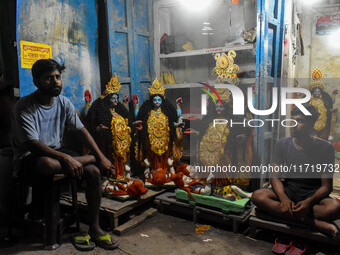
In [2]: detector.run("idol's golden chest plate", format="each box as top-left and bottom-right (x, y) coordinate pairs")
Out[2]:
(111, 109), (131, 159)
(310, 96), (327, 132)
(147, 109), (170, 156)
(199, 123), (230, 166)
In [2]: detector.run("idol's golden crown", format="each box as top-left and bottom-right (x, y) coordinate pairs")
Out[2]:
(308, 67), (325, 92)
(214, 88), (232, 103)
(106, 73), (121, 93)
(149, 78), (165, 96)
(100, 73), (121, 99)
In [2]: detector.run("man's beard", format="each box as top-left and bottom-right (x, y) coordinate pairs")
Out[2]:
(51, 87), (62, 96)
(40, 86), (62, 97)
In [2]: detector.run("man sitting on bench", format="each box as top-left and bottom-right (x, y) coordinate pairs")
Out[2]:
(12, 59), (119, 250)
(251, 104), (340, 239)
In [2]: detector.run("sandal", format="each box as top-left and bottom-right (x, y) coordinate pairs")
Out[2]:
(91, 233), (119, 250)
(272, 238), (292, 255)
(72, 234), (95, 251)
(285, 243), (307, 255)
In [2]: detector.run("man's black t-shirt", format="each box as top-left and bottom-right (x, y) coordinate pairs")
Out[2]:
(272, 137), (334, 199)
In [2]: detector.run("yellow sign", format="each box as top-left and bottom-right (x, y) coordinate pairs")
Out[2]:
(20, 41), (52, 69)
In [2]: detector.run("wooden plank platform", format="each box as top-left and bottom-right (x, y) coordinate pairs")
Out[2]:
(61, 189), (165, 231)
(113, 208), (158, 236)
(154, 192), (253, 233)
(249, 209), (340, 246)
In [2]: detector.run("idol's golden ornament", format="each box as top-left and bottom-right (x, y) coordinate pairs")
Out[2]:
(308, 67), (327, 133)
(199, 122), (235, 186)
(172, 127), (183, 162)
(213, 50), (239, 84)
(308, 67), (325, 92)
(149, 78), (165, 96)
(310, 97), (327, 132)
(213, 88), (232, 104)
(147, 109), (170, 156)
(199, 122), (230, 167)
(198, 50), (251, 187)
(100, 73), (122, 99)
(110, 108), (131, 163)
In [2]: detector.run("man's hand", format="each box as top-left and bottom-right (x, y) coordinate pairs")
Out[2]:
(280, 197), (295, 218)
(61, 154), (84, 177)
(292, 200), (311, 219)
(99, 157), (115, 176)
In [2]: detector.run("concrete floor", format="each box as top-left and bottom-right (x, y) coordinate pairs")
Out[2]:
(0, 212), (274, 255)
(2, 211), (340, 255)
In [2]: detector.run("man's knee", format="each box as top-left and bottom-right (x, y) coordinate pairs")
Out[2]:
(36, 157), (61, 175)
(251, 189), (270, 206)
(83, 164), (101, 183)
(325, 200), (340, 218)
(315, 199), (340, 220)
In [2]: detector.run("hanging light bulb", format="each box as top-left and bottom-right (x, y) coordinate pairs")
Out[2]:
(300, 0), (322, 6)
(182, 0), (211, 12)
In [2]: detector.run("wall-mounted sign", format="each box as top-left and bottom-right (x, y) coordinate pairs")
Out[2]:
(316, 15), (340, 35)
(20, 41), (52, 69)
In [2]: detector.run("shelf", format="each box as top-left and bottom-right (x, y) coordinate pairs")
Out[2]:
(240, 78), (256, 85)
(163, 78), (255, 89)
(159, 44), (255, 59)
(239, 64), (256, 73)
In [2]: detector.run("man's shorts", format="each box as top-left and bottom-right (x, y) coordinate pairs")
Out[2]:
(18, 148), (78, 185)
(268, 184), (331, 204)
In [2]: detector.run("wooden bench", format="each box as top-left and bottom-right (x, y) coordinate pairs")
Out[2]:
(154, 192), (253, 233)
(10, 174), (78, 250)
(62, 189), (165, 233)
(249, 208), (340, 246)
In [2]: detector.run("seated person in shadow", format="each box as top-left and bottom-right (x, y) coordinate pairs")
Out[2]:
(12, 59), (118, 250)
(251, 104), (340, 239)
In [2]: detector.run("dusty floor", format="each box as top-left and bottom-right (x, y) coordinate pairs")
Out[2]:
(1, 212), (339, 255)
(0, 212), (274, 255)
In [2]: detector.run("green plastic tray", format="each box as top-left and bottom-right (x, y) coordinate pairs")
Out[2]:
(176, 189), (250, 213)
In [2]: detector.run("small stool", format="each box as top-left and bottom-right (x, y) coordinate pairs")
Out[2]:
(10, 174), (79, 250)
